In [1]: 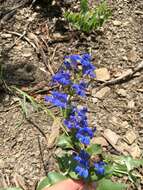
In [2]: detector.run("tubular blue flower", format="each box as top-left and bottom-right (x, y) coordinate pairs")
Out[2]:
(76, 133), (90, 145)
(64, 54), (96, 78)
(75, 166), (89, 178)
(64, 115), (80, 129)
(94, 161), (106, 175)
(64, 55), (82, 69)
(74, 150), (90, 163)
(82, 53), (92, 61)
(64, 107), (88, 130)
(72, 82), (87, 97)
(45, 91), (68, 108)
(81, 59), (96, 78)
(73, 150), (90, 179)
(76, 127), (94, 145)
(52, 70), (71, 85)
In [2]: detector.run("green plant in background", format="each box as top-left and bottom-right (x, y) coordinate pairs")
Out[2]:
(65, 0), (111, 33)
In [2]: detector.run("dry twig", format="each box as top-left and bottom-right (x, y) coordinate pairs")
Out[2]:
(102, 61), (143, 86)
(7, 31), (37, 50)
(28, 33), (54, 75)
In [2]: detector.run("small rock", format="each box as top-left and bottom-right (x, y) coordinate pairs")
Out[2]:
(113, 20), (122, 26)
(23, 48), (32, 57)
(122, 56), (128, 61)
(103, 129), (119, 146)
(127, 50), (138, 62)
(124, 130), (137, 144)
(92, 97), (98, 103)
(128, 100), (135, 109)
(129, 144), (141, 158)
(91, 137), (109, 147)
(117, 89), (127, 97)
(95, 87), (111, 99)
(95, 68), (110, 81)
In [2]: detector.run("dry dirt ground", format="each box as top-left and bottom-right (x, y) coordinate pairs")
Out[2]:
(0, 0), (143, 189)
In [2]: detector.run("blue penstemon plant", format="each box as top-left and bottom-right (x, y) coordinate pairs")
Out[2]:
(37, 54), (143, 190)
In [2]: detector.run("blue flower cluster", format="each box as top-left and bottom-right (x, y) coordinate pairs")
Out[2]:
(45, 54), (106, 179)
(94, 161), (106, 175)
(64, 107), (95, 145)
(53, 70), (71, 85)
(64, 54), (95, 78)
(73, 150), (90, 178)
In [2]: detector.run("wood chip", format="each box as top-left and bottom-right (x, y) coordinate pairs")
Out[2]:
(124, 130), (137, 144)
(47, 118), (61, 149)
(117, 141), (130, 155)
(91, 137), (109, 147)
(103, 129), (119, 147)
(129, 144), (141, 159)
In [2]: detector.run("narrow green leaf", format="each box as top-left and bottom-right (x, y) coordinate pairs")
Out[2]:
(86, 144), (102, 155)
(96, 179), (127, 190)
(57, 134), (73, 149)
(80, 0), (88, 13)
(37, 177), (51, 190)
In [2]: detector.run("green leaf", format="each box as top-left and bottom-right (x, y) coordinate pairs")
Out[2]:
(86, 144), (102, 155)
(113, 156), (143, 173)
(37, 172), (67, 190)
(56, 154), (76, 173)
(37, 177), (51, 190)
(68, 171), (79, 179)
(57, 134), (73, 149)
(96, 179), (127, 190)
(48, 172), (67, 185)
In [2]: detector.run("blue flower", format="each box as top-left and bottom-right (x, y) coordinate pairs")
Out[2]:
(72, 82), (87, 97)
(74, 150), (90, 164)
(63, 54), (96, 78)
(64, 115), (80, 129)
(76, 133), (90, 145)
(52, 70), (71, 85)
(76, 127), (94, 145)
(73, 150), (90, 178)
(64, 55), (82, 69)
(75, 166), (89, 178)
(81, 59), (96, 78)
(64, 107), (88, 130)
(45, 91), (68, 108)
(94, 161), (106, 175)
(82, 53), (92, 61)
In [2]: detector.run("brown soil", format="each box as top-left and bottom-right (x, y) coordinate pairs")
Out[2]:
(0, 0), (143, 189)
